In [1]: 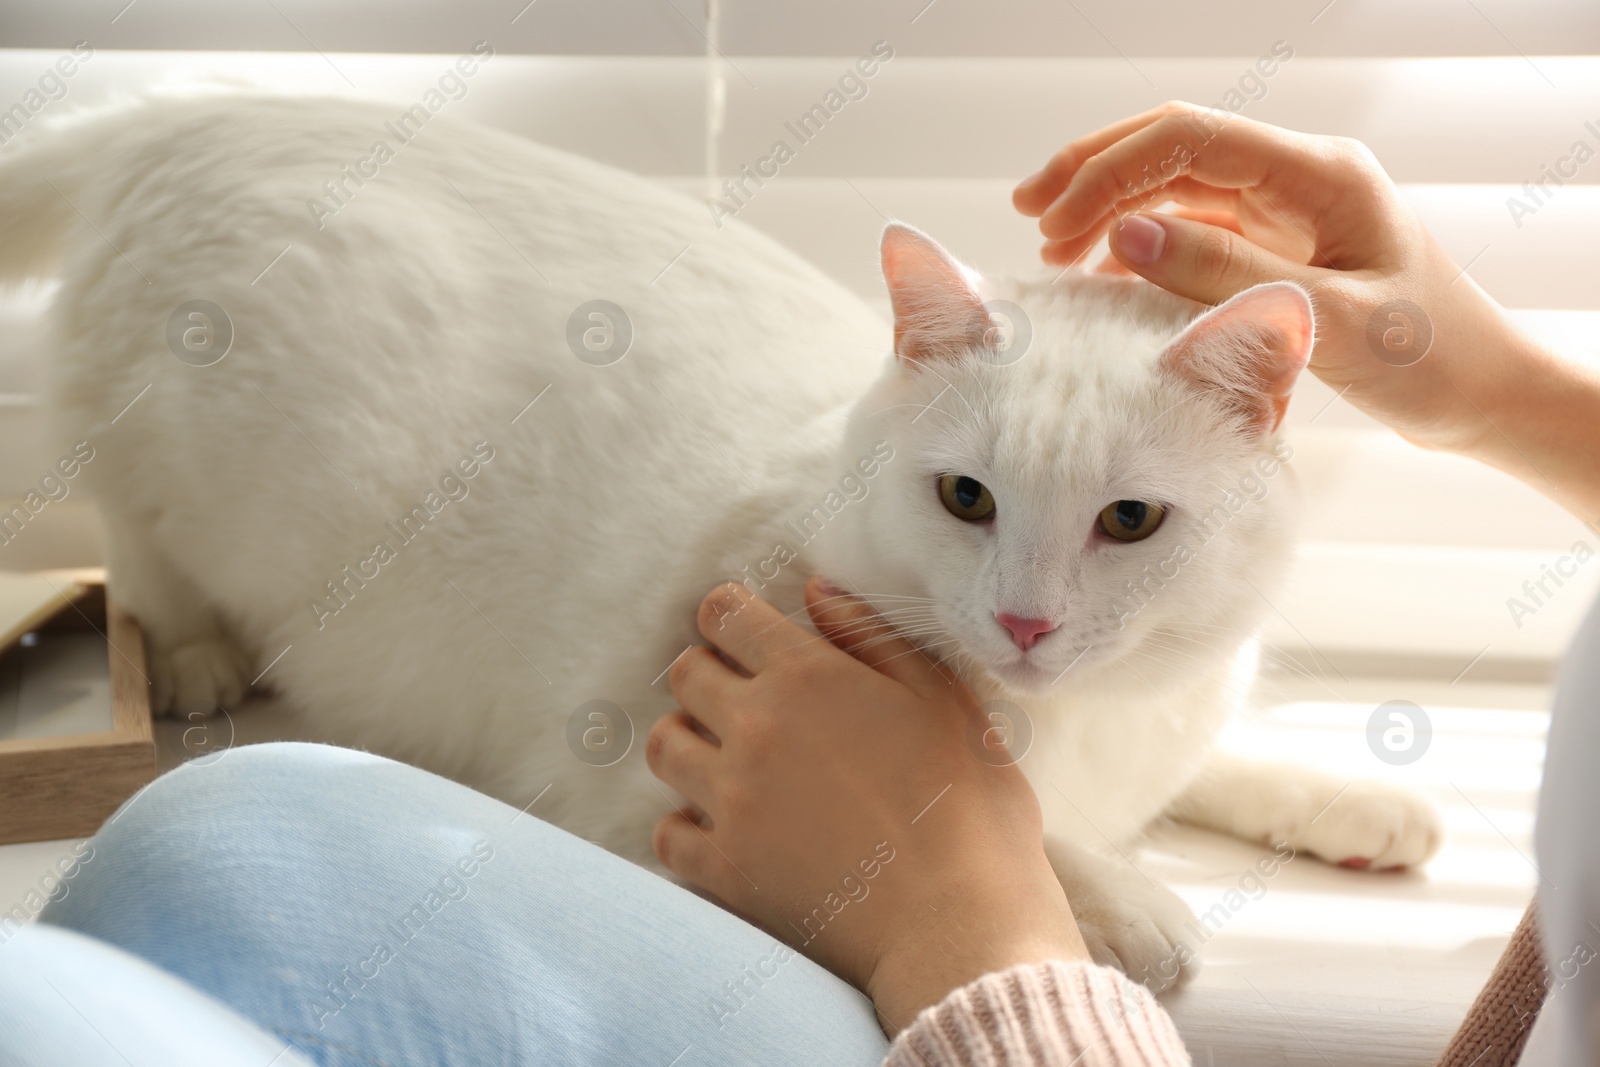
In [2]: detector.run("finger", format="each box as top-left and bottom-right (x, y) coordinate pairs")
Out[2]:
(695, 582), (811, 675)
(1112, 178), (1245, 225)
(804, 576), (954, 694)
(1041, 201), (1242, 270)
(652, 809), (730, 896)
(1092, 253), (1136, 276)
(1039, 107), (1317, 241)
(1037, 209), (1116, 268)
(645, 710), (720, 808)
(1162, 204), (1246, 235)
(666, 645), (742, 735)
(1013, 103), (1173, 216)
(1092, 204), (1244, 276)
(1039, 108), (1268, 239)
(1041, 239), (1084, 267)
(1108, 211), (1317, 306)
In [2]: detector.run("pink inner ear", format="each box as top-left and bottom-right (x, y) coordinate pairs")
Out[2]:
(1159, 282), (1315, 434)
(880, 223), (992, 365)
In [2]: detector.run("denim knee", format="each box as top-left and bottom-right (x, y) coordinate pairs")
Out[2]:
(39, 742), (397, 933)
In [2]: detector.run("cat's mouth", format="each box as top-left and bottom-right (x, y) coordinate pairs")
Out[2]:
(985, 647), (1089, 696)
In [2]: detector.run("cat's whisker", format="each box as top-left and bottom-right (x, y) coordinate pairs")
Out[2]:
(1136, 635), (1211, 661)
(1158, 622), (1261, 639)
(762, 593), (941, 633)
(1109, 650), (1167, 699)
(848, 627), (955, 653)
(814, 609), (944, 637)
(1121, 644), (1239, 703)
(1134, 639), (1257, 703)
(1140, 631), (1253, 677)
(758, 596), (936, 634)
(881, 631), (958, 649)
(875, 637), (962, 668)
(1144, 629), (1228, 653)
(850, 614), (941, 626)
(843, 603), (942, 619)
(889, 635), (968, 666)
(845, 606), (943, 621)
(837, 618), (948, 640)
(851, 614), (947, 639)
(1252, 646), (1329, 688)
(819, 601), (939, 617)
(843, 592), (938, 603)
(797, 622), (948, 650)
(1127, 643), (1214, 678)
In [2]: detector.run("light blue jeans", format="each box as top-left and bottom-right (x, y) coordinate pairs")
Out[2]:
(1, 742), (891, 1066)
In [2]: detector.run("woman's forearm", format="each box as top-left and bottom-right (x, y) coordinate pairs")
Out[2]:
(1452, 322), (1600, 524)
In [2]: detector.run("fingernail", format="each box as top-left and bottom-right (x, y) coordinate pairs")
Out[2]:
(1016, 170), (1044, 193)
(813, 575), (846, 596)
(1114, 214), (1166, 265)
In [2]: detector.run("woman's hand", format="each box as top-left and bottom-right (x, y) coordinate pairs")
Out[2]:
(648, 577), (1087, 1031)
(1015, 101), (1600, 520)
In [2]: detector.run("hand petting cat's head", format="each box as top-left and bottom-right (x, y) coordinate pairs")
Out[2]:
(822, 223), (1314, 700)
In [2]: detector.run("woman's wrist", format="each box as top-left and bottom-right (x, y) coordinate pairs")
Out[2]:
(1449, 318), (1600, 522)
(1373, 236), (1600, 523)
(864, 862), (1089, 1030)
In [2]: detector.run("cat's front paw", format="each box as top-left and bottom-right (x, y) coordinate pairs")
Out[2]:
(1277, 780), (1442, 871)
(150, 637), (249, 718)
(1045, 840), (1198, 994)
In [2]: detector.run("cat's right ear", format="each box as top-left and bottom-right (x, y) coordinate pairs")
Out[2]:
(1158, 282), (1315, 435)
(881, 223), (993, 366)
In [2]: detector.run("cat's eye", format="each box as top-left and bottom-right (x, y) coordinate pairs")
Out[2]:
(1097, 500), (1166, 542)
(938, 474), (995, 522)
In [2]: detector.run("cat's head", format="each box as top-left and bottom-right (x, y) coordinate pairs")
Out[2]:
(824, 223), (1313, 700)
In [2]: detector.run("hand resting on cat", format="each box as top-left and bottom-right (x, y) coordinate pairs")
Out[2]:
(1016, 99), (1600, 520)
(649, 576), (1091, 1032)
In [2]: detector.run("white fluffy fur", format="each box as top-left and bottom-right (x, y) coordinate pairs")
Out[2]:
(0, 92), (1441, 989)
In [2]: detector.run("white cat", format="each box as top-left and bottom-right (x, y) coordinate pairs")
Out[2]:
(0, 90), (1439, 990)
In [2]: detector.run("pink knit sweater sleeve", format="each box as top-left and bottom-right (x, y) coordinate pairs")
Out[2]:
(882, 959), (1192, 1067)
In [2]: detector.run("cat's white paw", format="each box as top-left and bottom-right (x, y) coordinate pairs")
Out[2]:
(150, 637), (249, 718)
(1046, 840), (1198, 994)
(1274, 780), (1442, 871)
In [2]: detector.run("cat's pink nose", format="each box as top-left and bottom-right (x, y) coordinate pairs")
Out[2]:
(996, 613), (1057, 652)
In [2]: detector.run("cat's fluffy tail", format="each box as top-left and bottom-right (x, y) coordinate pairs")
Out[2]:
(0, 98), (143, 287)
(0, 86), (279, 287)
(0, 135), (81, 286)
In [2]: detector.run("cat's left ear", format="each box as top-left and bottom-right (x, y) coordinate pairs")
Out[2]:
(881, 223), (994, 366)
(1158, 282), (1315, 434)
